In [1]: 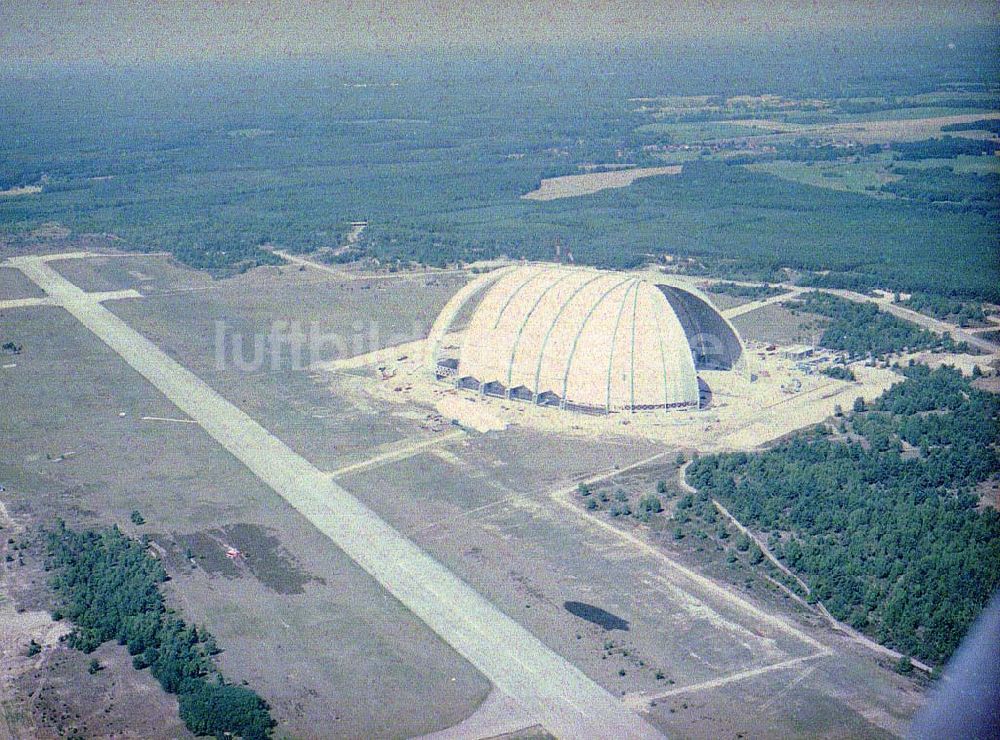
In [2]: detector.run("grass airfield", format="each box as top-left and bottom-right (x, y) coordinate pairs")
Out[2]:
(0, 301), (489, 739)
(0, 251), (931, 737)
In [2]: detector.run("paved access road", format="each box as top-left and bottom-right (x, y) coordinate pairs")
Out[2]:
(720, 286), (807, 320)
(9, 255), (662, 740)
(698, 275), (999, 355)
(826, 288), (1000, 355)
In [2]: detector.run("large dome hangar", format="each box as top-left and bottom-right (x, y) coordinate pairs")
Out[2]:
(430, 265), (746, 414)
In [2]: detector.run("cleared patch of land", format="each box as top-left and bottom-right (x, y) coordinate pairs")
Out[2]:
(728, 111), (1000, 144)
(0, 185), (42, 198)
(721, 287), (806, 320)
(730, 302), (825, 346)
(0, 266), (47, 300)
(335, 427), (923, 738)
(745, 159), (901, 196)
(698, 290), (751, 311)
(522, 166), (682, 201)
(6, 621), (193, 739)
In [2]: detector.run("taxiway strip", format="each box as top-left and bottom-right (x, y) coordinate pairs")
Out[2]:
(0, 296), (56, 310)
(271, 249), (469, 282)
(720, 287), (806, 320)
(327, 430), (467, 478)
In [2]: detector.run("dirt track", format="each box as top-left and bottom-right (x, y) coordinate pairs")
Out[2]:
(698, 275), (1000, 354)
(828, 288), (1000, 354)
(678, 462), (934, 675)
(8, 254), (663, 740)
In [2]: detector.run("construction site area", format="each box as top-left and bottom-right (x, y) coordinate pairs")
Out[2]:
(1, 246), (994, 739)
(317, 263), (902, 452)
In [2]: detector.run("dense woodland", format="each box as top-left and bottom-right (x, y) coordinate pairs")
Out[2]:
(882, 166), (1000, 214)
(44, 523), (275, 739)
(687, 365), (1000, 664)
(940, 118), (1000, 135)
(899, 292), (989, 326)
(889, 136), (999, 160)
(786, 292), (964, 358)
(1, 32), (998, 300)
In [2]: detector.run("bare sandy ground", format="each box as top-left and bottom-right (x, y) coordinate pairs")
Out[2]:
(522, 166), (682, 201)
(0, 603), (71, 738)
(0, 501), (72, 739)
(715, 364), (899, 450)
(421, 688), (535, 740)
(0, 185), (42, 198)
(8, 253), (662, 740)
(902, 351), (995, 376)
(350, 341), (892, 455)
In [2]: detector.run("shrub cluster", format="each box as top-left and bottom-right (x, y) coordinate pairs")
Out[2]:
(45, 523), (275, 739)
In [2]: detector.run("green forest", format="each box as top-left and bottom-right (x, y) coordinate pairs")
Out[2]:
(686, 365), (1000, 664)
(820, 365), (857, 381)
(889, 136), (999, 160)
(882, 166), (1000, 214)
(940, 118), (1000, 135)
(1, 33), (998, 300)
(44, 522), (275, 739)
(786, 292), (964, 358)
(899, 292), (988, 326)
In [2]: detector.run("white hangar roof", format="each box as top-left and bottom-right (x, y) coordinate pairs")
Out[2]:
(456, 265), (720, 412)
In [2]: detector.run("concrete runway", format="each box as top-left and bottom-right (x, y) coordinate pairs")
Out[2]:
(8, 254), (663, 740)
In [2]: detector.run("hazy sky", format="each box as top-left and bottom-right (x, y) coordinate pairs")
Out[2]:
(2, 1), (997, 64)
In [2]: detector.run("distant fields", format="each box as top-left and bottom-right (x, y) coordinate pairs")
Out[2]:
(745, 159), (900, 195)
(521, 165), (682, 200)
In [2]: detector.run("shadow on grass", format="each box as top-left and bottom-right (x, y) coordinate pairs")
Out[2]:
(564, 601), (629, 631)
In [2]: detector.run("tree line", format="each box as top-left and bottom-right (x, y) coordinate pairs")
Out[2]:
(687, 365), (1000, 664)
(899, 292), (988, 327)
(44, 522), (276, 739)
(890, 136), (999, 160)
(786, 292), (965, 358)
(881, 166), (999, 215)
(940, 119), (1000, 135)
